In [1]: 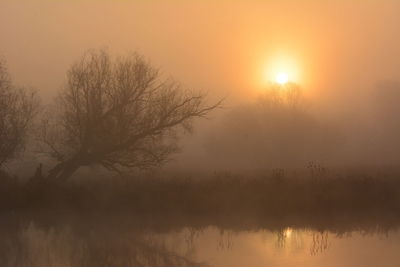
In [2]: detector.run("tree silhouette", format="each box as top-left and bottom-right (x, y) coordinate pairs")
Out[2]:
(204, 82), (340, 168)
(0, 59), (38, 168)
(39, 50), (220, 181)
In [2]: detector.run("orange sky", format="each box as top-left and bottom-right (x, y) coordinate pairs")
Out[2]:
(1, 0), (400, 106)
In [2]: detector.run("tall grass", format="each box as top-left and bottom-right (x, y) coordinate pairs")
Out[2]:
(1, 166), (400, 232)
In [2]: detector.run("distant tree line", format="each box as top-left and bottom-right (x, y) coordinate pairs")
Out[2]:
(203, 82), (341, 168)
(3, 49), (400, 180)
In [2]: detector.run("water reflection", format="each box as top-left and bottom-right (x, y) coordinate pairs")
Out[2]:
(0, 223), (208, 267)
(310, 231), (329, 255)
(1, 218), (400, 267)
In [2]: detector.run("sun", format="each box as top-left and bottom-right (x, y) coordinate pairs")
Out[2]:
(276, 72), (289, 85)
(261, 54), (301, 87)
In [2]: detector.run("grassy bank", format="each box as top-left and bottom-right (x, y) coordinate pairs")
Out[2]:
(1, 167), (400, 233)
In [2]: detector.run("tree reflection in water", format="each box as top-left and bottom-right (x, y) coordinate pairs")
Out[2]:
(0, 213), (398, 267)
(274, 228), (329, 255)
(0, 223), (208, 267)
(310, 231), (329, 255)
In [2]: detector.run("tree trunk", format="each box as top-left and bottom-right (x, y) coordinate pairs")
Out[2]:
(46, 159), (81, 182)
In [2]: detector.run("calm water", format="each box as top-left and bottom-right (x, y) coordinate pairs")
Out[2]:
(1, 216), (400, 267)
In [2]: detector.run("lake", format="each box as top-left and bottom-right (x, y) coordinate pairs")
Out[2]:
(1, 213), (399, 267)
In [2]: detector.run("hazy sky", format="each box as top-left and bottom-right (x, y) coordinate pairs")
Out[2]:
(1, 0), (400, 104)
(2, 0), (400, 170)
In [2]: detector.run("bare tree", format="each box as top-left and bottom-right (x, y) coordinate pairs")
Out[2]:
(0, 59), (38, 168)
(257, 82), (305, 112)
(39, 50), (220, 181)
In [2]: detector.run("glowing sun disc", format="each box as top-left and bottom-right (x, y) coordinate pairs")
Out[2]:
(276, 72), (289, 84)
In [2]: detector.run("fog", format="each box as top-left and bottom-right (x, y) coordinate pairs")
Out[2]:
(1, 0), (400, 170)
(3, 3), (400, 266)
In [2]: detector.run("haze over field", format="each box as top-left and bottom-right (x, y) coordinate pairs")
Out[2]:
(2, 1), (400, 171)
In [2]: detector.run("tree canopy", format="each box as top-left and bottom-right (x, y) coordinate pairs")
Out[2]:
(39, 50), (220, 181)
(0, 59), (38, 168)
